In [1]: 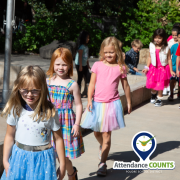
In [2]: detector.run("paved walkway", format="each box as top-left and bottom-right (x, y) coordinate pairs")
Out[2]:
(0, 94), (179, 179)
(65, 94), (180, 180)
(0, 54), (179, 179)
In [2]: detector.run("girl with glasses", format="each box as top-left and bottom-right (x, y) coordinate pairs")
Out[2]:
(1, 66), (66, 180)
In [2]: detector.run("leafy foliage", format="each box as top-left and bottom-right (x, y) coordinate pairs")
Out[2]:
(12, 0), (138, 55)
(2, 0), (180, 54)
(122, 0), (180, 51)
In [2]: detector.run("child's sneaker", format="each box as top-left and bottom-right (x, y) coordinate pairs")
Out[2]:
(154, 99), (163, 107)
(163, 88), (168, 96)
(168, 94), (173, 101)
(150, 93), (157, 104)
(97, 163), (107, 176)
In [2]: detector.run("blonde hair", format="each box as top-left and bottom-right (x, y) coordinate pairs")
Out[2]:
(1, 66), (56, 121)
(99, 36), (128, 73)
(118, 39), (123, 49)
(46, 48), (73, 77)
(131, 39), (143, 48)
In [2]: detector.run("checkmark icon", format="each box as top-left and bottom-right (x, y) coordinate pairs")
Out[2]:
(139, 136), (155, 146)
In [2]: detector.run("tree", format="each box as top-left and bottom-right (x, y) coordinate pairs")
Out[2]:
(122, 0), (180, 51)
(12, 0), (138, 54)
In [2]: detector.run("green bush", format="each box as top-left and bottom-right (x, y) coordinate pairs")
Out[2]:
(2, 0), (180, 55)
(122, 0), (180, 52)
(10, 0), (137, 55)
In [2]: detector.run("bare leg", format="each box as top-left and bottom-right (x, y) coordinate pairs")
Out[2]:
(101, 132), (112, 163)
(94, 132), (103, 146)
(66, 157), (75, 180)
(158, 90), (163, 97)
(170, 80), (176, 95)
(151, 89), (157, 94)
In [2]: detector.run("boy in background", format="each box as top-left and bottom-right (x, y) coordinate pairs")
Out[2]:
(125, 39), (143, 75)
(168, 31), (180, 101)
(168, 27), (179, 48)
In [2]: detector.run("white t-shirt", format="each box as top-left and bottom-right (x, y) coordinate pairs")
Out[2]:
(7, 108), (60, 146)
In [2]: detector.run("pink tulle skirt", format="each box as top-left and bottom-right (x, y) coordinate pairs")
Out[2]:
(146, 64), (171, 90)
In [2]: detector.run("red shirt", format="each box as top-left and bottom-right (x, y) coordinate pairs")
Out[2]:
(175, 44), (180, 56)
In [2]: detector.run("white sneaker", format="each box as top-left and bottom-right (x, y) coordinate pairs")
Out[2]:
(154, 99), (163, 107)
(150, 98), (157, 104)
(163, 88), (168, 95)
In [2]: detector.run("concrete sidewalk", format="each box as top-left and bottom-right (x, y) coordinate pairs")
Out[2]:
(66, 94), (180, 180)
(1, 54), (179, 179)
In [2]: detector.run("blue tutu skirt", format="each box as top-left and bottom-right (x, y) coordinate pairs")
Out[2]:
(1, 144), (57, 180)
(81, 99), (125, 132)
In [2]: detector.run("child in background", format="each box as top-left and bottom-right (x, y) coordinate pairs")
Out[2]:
(46, 48), (85, 180)
(142, 29), (175, 107)
(168, 31), (180, 101)
(125, 39), (143, 75)
(81, 37), (132, 176)
(175, 42), (180, 109)
(163, 26), (180, 95)
(167, 23), (180, 42)
(168, 27), (179, 48)
(164, 26), (180, 95)
(75, 30), (91, 97)
(1, 66), (66, 180)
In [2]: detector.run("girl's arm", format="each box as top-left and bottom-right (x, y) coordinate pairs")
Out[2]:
(121, 77), (132, 114)
(53, 129), (66, 180)
(87, 72), (96, 112)
(142, 52), (151, 74)
(87, 60), (91, 69)
(167, 49), (175, 77)
(70, 82), (83, 137)
(78, 50), (83, 71)
(176, 56), (180, 77)
(3, 124), (16, 177)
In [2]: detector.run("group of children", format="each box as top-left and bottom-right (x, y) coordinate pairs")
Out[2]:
(1, 26), (180, 180)
(124, 26), (180, 107)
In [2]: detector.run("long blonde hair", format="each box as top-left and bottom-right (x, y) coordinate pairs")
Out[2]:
(1, 66), (56, 121)
(99, 36), (128, 73)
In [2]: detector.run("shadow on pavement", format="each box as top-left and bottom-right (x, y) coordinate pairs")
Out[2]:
(81, 141), (180, 180)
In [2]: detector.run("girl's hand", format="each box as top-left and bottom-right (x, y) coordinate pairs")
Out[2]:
(87, 101), (92, 112)
(176, 70), (179, 77)
(142, 69), (148, 74)
(57, 166), (66, 180)
(79, 66), (83, 71)
(71, 124), (80, 137)
(171, 71), (176, 77)
(4, 161), (10, 177)
(127, 103), (132, 114)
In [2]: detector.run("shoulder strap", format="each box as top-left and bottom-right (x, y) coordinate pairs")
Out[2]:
(46, 78), (51, 85)
(66, 80), (75, 89)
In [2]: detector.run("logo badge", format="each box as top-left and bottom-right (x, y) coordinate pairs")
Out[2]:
(132, 131), (156, 162)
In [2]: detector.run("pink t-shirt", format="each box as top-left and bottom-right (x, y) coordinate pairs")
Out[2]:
(91, 61), (127, 103)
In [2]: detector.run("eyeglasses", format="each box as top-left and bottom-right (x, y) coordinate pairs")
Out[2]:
(19, 89), (41, 96)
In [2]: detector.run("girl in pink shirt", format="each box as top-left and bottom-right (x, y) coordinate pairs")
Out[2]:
(81, 37), (132, 176)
